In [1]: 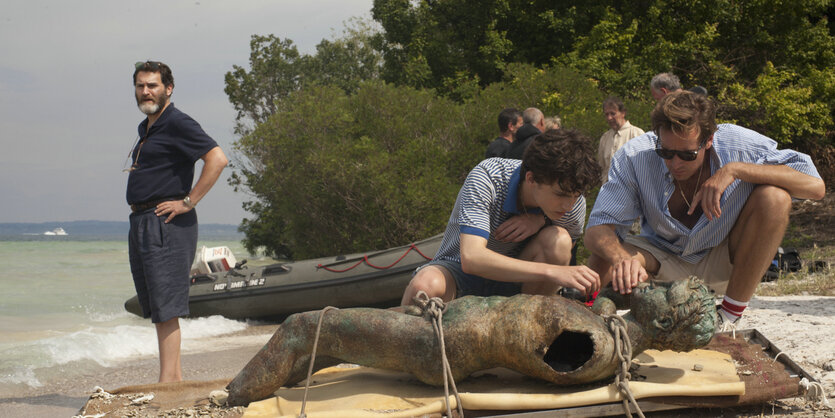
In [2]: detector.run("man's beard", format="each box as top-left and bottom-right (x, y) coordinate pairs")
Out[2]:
(136, 93), (166, 115)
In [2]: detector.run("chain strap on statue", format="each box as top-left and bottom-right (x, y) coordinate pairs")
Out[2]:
(299, 306), (338, 418)
(414, 291), (464, 418)
(606, 315), (645, 418)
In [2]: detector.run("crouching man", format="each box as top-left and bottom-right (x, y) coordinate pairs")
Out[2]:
(584, 91), (824, 329)
(402, 129), (602, 305)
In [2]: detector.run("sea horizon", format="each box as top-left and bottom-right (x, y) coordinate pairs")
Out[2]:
(0, 220), (243, 242)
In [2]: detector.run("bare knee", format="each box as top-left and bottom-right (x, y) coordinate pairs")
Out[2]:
(401, 266), (454, 305)
(587, 252), (612, 286)
(525, 225), (572, 265)
(748, 185), (791, 220)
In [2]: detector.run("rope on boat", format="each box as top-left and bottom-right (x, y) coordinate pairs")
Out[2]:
(414, 291), (464, 418)
(606, 315), (645, 418)
(316, 243), (433, 272)
(299, 306), (338, 418)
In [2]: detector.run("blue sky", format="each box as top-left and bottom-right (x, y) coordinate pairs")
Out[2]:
(0, 0), (374, 224)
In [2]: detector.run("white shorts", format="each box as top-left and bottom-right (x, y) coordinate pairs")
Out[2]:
(622, 235), (733, 295)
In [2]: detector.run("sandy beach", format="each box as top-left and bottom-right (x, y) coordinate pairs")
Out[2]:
(2, 297), (833, 418)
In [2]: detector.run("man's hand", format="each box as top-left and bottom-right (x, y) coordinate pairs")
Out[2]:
(690, 164), (735, 220)
(548, 265), (600, 295)
(610, 257), (648, 294)
(494, 213), (546, 242)
(155, 200), (193, 223)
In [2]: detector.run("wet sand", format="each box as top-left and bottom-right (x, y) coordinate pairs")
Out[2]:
(0, 324), (279, 418)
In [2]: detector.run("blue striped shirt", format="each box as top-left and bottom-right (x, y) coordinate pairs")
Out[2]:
(588, 124), (821, 263)
(435, 158), (586, 263)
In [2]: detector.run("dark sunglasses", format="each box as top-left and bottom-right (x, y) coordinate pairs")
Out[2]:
(655, 141), (706, 162)
(135, 61), (164, 71)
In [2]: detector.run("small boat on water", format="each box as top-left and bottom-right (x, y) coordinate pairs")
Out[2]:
(43, 228), (68, 236)
(124, 234), (443, 320)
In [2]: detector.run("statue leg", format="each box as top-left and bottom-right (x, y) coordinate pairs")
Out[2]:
(226, 307), (433, 406)
(226, 311), (339, 406)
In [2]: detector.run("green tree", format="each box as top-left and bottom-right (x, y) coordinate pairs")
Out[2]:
(231, 63), (611, 258)
(371, 0), (835, 146)
(225, 21), (383, 137)
(234, 82), (471, 258)
(224, 35), (304, 137)
(300, 18), (384, 94)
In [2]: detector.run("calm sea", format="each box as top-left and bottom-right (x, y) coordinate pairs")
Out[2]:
(0, 231), (265, 394)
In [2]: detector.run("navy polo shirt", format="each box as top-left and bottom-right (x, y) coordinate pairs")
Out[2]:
(126, 104), (218, 205)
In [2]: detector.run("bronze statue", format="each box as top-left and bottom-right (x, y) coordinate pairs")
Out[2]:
(226, 276), (716, 406)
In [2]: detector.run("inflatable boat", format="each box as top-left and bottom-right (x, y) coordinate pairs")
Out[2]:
(124, 234), (443, 320)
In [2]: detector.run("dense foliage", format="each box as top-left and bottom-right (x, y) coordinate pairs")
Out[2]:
(232, 64), (624, 258)
(228, 1), (834, 257)
(372, 0), (835, 145)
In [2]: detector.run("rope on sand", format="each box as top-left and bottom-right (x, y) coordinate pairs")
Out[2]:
(607, 315), (645, 418)
(773, 352), (832, 410)
(799, 377), (833, 410)
(414, 291), (464, 418)
(299, 306), (339, 418)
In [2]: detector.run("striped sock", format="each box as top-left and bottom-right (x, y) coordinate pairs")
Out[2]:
(719, 296), (748, 323)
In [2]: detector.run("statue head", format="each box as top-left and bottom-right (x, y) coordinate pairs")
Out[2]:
(629, 277), (717, 351)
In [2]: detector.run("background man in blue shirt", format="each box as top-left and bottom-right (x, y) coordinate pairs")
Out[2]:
(401, 129), (601, 305)
(127, 61), (228, 382)
(584, 91), (824, 328)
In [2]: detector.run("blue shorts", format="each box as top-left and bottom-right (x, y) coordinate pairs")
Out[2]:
(418, 258), (522, 298)
(128, 208), (198, 323)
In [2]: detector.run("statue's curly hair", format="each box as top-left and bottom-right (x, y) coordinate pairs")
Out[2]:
(521, 128), (601, 194)
(650, 277), (717, 352)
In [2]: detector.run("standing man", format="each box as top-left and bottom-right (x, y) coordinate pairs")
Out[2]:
(649, 72), (681, 101)
(401, 129), (601, 305)
(127, 61), (228, 382)
(598, 96), (644, 184)
(584, 91), (824, 329)
(506, 107), (547, 159)
(485, 108), (523, 158)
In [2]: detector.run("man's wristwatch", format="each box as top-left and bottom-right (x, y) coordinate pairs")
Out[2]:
(183, 196), (194, 208)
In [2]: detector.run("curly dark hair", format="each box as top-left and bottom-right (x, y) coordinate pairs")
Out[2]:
(521, 128), (601, 194)
(651, 90), (716, 144)
(133, 60), (175, 88)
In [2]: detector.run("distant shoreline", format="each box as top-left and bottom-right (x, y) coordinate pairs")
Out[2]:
(0, 220), (243, 239)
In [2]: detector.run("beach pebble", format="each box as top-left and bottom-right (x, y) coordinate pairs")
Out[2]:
(692, 364), (704, 372)
(90, 386), (115, 401)
(130, 393), (154, 404)
(210, 389), (229, 406)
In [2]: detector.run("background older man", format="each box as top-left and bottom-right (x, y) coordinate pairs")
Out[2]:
(598, 96), (644, 184)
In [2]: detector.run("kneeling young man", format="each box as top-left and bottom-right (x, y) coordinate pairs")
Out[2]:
(401, 129), (601, 305)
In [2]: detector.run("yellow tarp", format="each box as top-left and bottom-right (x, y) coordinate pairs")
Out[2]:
(244, 349), (744, 417)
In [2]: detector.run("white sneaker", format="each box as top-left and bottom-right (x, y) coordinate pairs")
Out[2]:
(716, 307), (741, 336)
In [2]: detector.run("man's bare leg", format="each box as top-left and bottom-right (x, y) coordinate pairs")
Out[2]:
(156, 317), (183, 382)
(518, 225), (571, 295)
(726, 185), (791, 302)
(400, 265), (456, 305)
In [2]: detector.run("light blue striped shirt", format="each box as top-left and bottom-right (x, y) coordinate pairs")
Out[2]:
(435, 158), (586, 263)
(588, 124), (821, 263)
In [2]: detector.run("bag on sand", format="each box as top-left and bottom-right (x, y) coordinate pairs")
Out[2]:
(762, 247), (802, 281)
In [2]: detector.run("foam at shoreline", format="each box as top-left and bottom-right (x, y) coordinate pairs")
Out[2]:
(0, 315), (251, 390)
